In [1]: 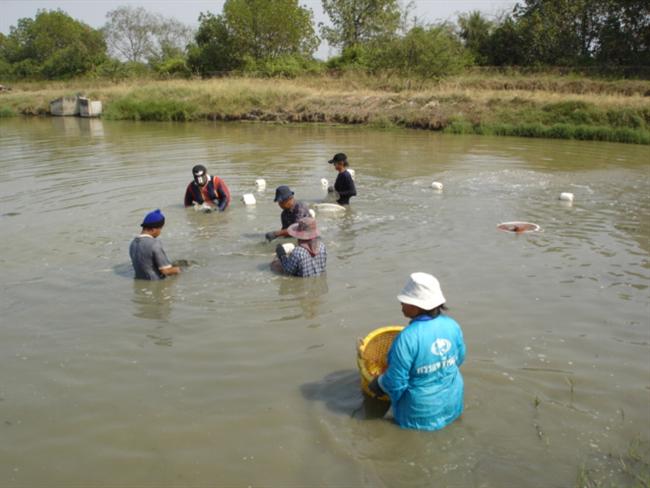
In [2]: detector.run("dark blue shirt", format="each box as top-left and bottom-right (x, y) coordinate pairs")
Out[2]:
(280, 201), (310, 229)
(334, 170), (356, 205)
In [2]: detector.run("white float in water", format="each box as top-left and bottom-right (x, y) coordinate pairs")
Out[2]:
(241, 193), (256, 205)
(313, 203), (346, 213)
(321, 178), (329, 187)
(431, 181), (444, 190)
(308, 209), (316, 218)
(255, 179), (266, 190)
(559, 192), (574, 202)
(280, 243), (295, 255)
(348, 169), (356, 180)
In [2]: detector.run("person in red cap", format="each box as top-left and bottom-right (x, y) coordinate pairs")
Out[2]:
(275, 217), (327, 277)
(184, 164), (231, 211)
(129, 209), (180, 280)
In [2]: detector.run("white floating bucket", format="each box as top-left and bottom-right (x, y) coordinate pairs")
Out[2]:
(241, 193), (256, 205)
(348, 169), (356, 180)
(320, 178), (329, 187)
(431, 181), (444, 191)
(255, 179), (266, 190)
(308, 208), (316, 218)
(194, 202), (213, 212)
(559, 192), (574, 202)
(313, 203), (346, 213)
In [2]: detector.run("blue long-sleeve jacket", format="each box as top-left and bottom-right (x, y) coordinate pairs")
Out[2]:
(334, 170), (356, 205)
(378, 314), (465, 431)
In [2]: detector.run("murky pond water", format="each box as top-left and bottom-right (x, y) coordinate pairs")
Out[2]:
(1, 117), (649, 487)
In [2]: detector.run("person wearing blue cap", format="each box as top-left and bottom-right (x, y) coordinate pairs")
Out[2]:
(129, 209), (181, 280)
(265, 185), (310, 241)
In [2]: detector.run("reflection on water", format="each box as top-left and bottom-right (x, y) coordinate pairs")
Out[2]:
(0, 118), (648, 487)
(131, 280), (175, 322)
(277, 274), (329, 322)
(51, 116), (105, 138)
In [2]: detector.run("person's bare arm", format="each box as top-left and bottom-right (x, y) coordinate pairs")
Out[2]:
(159, 265), (181, 276)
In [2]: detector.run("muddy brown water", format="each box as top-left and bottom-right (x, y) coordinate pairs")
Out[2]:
(1, 118), (649, 487)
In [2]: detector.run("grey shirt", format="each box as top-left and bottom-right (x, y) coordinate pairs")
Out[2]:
(280, 201), (310, 229)
(129, 234), (172, 280)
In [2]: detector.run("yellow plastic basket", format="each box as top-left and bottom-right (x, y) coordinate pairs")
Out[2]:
(357, 325), (404, 401)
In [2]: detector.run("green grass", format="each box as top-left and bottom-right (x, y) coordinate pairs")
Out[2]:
(104, 96), (199, 121)
(576, 437), (650, 488)
(1, 74), (649, 144)
(444, 121), (650, 144)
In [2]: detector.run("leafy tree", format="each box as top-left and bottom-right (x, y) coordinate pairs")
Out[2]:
(187, 13), (241, 75)
(496, 0), (650, 68)
(188, 0), (318, 76)
(321, 0), (402, 49)
(484, 16), (527, 66)
(457, 11), (494, 65)
(0, 10), (106, 79)
(594, 0), (650, 67)
(223, 0), (318, 59)
(367, 25), (472, 78)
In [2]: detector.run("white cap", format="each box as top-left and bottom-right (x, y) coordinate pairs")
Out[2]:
(397, 272), (446, 310)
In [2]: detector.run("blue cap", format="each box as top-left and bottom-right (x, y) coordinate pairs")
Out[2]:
(274, 185), (294, 202)
(141, 209), (165, 228)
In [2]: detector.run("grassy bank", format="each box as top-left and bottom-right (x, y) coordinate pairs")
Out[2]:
(1, 74), (649, 144)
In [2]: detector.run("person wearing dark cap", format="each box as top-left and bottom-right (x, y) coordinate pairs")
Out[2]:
(184, 164), (231, 211)
(275, 217), (327, 277)
(265, 185), (310, 241)
(129, 209), (180, 280)
(328, 153), (357, 205)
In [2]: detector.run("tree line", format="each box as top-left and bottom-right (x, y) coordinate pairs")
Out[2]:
(0, 0), (648, 81)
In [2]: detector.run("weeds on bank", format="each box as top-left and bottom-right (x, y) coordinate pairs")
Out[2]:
(576, 437), (650, 488)
(1, 76), (649, 144)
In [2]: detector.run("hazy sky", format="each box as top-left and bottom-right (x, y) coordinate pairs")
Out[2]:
(1, 0), (516, 58)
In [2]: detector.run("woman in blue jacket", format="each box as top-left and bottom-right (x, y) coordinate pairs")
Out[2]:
(328, 153), (356, 205)
(369, 272), (466, 431)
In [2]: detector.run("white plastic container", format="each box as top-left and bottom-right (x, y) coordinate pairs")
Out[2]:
(431, 181), (444, 190)
(280, 243), (295, 255)
(241, 193), (256, 205)
(559, 192), (574, 202)
(308, 208), (316, 218)
(255, 179), (266, 190)
(313, 203), (346, 213)
(320, 178), (329, 187)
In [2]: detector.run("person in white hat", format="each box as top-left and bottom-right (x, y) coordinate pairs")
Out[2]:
(368, 272), (466, 431)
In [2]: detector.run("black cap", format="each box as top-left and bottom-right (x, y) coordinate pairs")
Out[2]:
(192, 164), (207, 175)
(274, 185), (294, 202)
(328, 153), (348, 164)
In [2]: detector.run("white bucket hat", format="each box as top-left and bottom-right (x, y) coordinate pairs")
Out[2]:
(397, 272), (446, 310)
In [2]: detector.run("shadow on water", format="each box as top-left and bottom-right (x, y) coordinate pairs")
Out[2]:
(300, 369), (391, 420)
(275, 274), (330, 322)
(113, 262), (134, 278)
